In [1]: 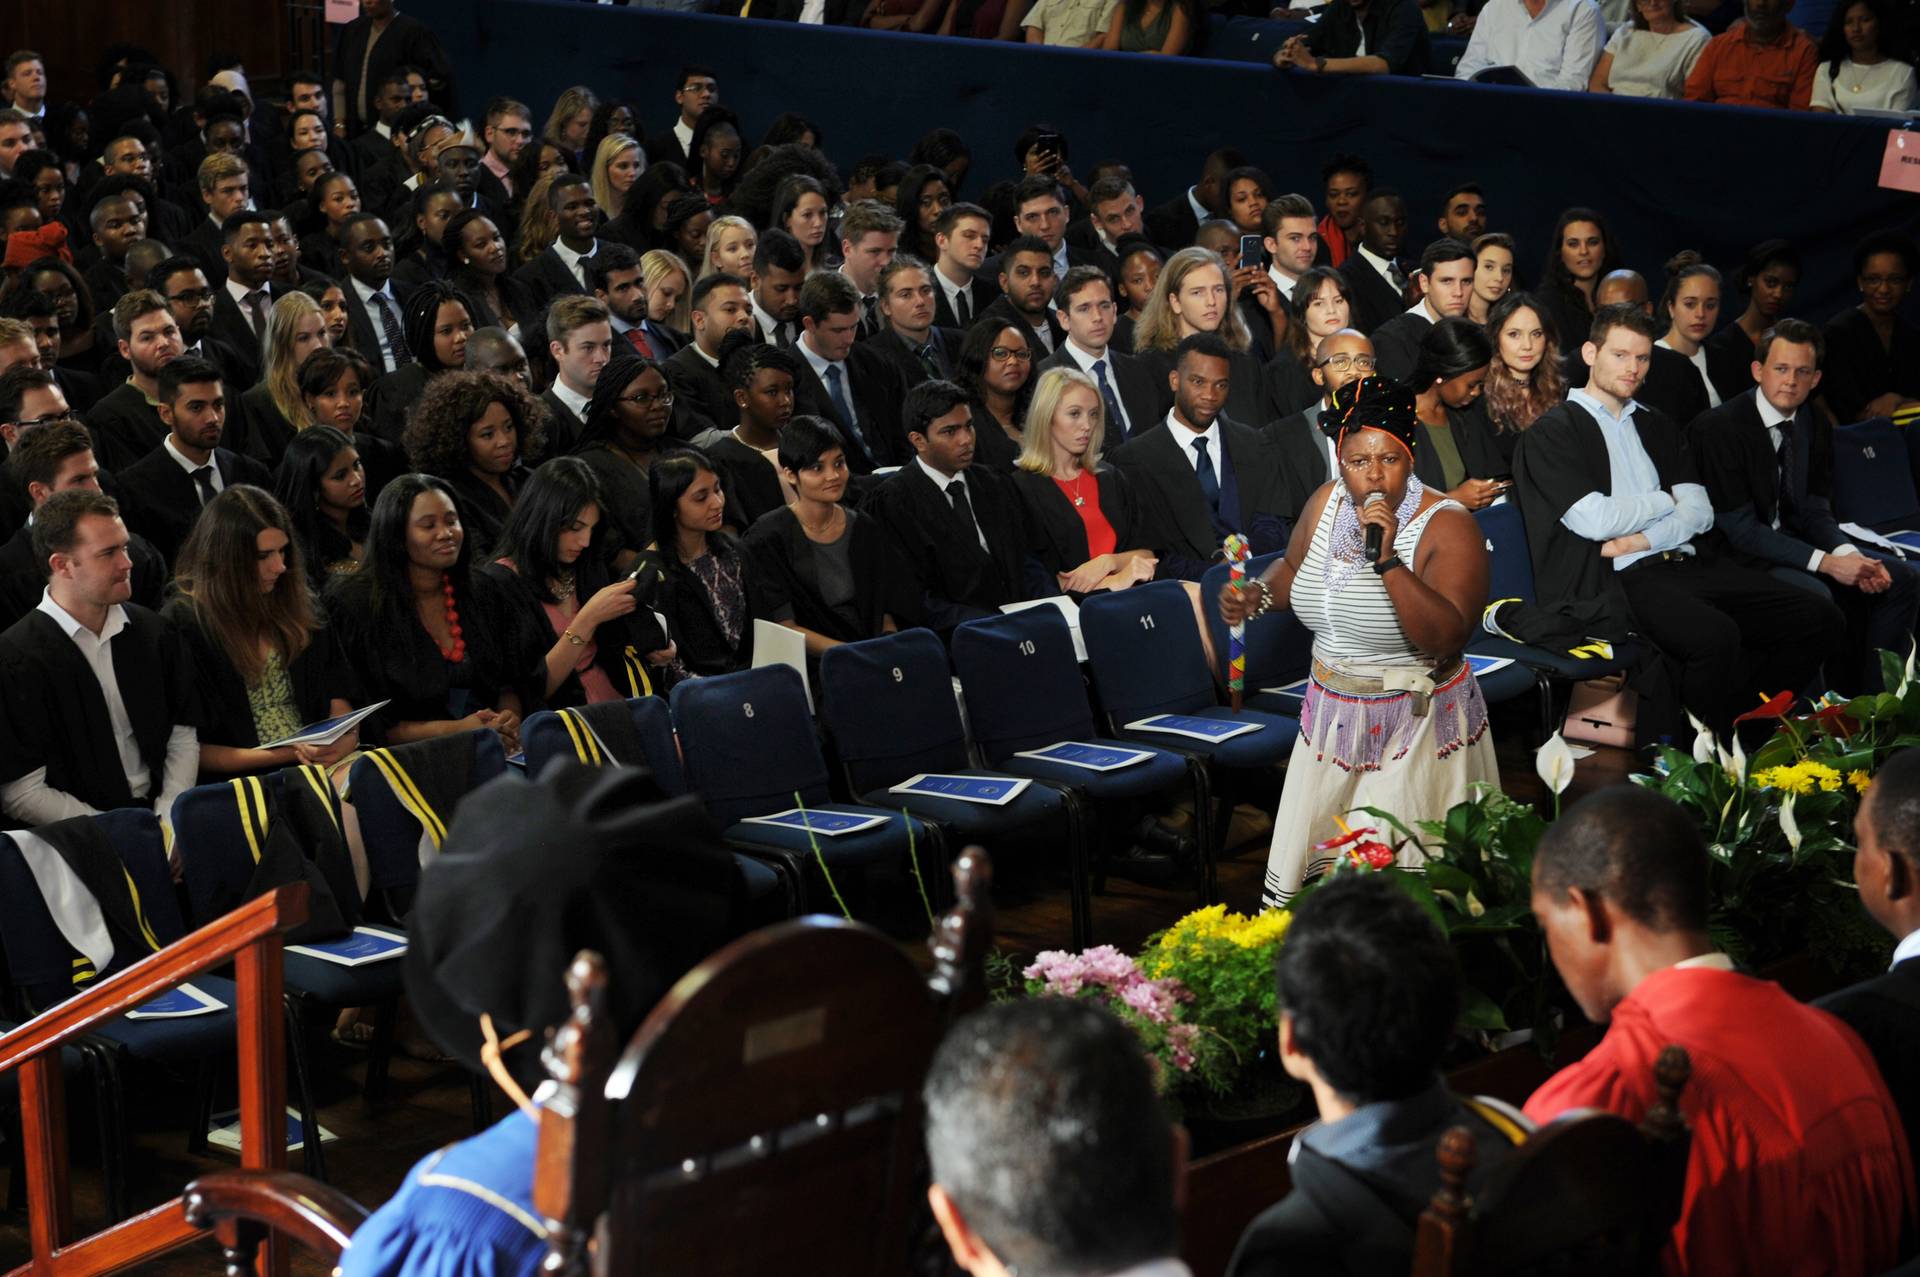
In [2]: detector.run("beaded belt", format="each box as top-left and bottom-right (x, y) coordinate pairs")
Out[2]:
(1310, 658), (1467, 718)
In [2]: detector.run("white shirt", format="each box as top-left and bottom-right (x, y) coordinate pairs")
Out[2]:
(1164, 410), (1223, 480)
(1560, 388), (1713, 570)
(226, 276), (271, 339)
(1356, 243), (1403, 292)
(934, 262), (975, 323)
(916, 456), (990, 551)
(1655, 337), (1722, 411)
(1062, 338), (1133, 439)
(1268, 264), (1300, 305)
(1892, 926), (1920, 969)
(799, 335), (860, 431)
(1753, 392), (1856, 569)
(751, 294), (794, 345)
(1185, 185), (1209, 225)
(351, 274), (405, 373)
(1454, 0), (1607, 91)
(0, 592), (198, 827)
(1107, 1262), (1193, 1277)
(550, 378), (591, 423)
(673, 119), (695, 154)
(1811, 57), (1920, 113)
(1601, 21), (1711, 98)
(1673, 951), (1737, 971)
(552, 237), (599, 292)
(163, 436), (223, 502)
(691, 342), (720, 368)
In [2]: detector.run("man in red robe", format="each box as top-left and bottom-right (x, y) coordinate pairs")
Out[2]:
(1524, 785), (1915, 1277)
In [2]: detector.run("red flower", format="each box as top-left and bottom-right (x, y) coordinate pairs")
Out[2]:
(1804, 702), (1858, 734)
(1360, 842), (1394, 869)
(1732, 691), (1794, 725)
(1315, 826), (1376, 853)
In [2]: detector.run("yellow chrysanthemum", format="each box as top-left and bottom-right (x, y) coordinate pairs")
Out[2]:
(1850, 770), (1873, 794)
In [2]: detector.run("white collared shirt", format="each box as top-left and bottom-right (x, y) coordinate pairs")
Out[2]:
(350, 274), (404, 373)
(1454, 0), (1607, 90)
(691, 342), (720, 368)
(163, 436), (223, 501)
(799, 335), (859, 430)
(1673, 951), (1736, 971)
(673, 118), (694, 153)
(36, 592), (147, 799)
(1356, 243), (1402, 291)
(374, 120), (392, 141)
(916, 456), (990, 552)
(1185, 185), (1208, 225)
(1063, 338), (1132, 439)
(1892, 926), (1920, 969)
(934, 262), (974, 323)
(1656, 337), (1723, 411)
(1268, 264), (1300, 304)
(550, 378), (591, 422)
(751, 294), (794, 345)
(552, 237), (598, 292)
(1561, 387), (1713, 570)
(1753, 391), (1854, 568)
(1164, 410), (1223, 479)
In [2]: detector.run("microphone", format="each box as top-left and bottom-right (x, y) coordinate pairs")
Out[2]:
(1363, 491), (1387, 561)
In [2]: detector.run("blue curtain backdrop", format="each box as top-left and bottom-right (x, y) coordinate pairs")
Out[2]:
(408, 0), (1917, 323)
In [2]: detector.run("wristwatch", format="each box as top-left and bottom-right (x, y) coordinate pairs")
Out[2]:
(1372, 555), (1404, 576)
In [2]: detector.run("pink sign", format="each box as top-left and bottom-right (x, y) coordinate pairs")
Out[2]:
(326, 0), (358, 22)
(1878, 130), (1920, 194)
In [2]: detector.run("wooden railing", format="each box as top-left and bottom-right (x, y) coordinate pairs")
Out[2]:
(0, 883), (309, 1277)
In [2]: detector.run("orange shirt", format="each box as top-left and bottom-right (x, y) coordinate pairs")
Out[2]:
(1682, 20), (1818, 109)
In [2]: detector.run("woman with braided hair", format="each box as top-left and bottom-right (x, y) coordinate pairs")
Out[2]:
(1219, 374), (1497, 906)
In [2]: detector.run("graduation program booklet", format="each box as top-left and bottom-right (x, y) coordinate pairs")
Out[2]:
(126, 981), (227, 1020)
(1124, 714), (1261, 743)
(260, 701), (389, 749)
(740, 808), (890, 836)
(207, 1106), (337, 1154)
(888, 774), (1032, 806)
(1013, 742), (1153, 772)
(285, 926), (408, 967)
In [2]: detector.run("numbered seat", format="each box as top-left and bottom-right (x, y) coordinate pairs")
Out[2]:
(1199, 553), (1316, 716)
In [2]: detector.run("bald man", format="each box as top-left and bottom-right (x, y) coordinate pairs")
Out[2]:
(463, 326), (530, 390)
(1594, 269), (1650, 317)
(1269, 328), (1375, 528)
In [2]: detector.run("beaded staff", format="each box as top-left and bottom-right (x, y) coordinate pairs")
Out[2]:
(1224, 533), (1250, 711)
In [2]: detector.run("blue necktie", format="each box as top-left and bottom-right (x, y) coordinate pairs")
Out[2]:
(825, 364), (870, 457)
(1192, 436), (1220, 513)
(1092, 358), (1125, 439)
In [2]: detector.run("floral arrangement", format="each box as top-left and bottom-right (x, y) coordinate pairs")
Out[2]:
(1023, 945), (1226, 1094)
(1138, 905), (1292, 1090)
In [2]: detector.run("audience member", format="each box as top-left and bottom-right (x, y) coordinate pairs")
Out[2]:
(512, 174), (597, 311)
(4, 52), (45, 122)
(23, 258), (103, 372)
(187, 153), (253, 288)
(706, 331), (798, 528)
(1652, 251), (1748, 411)
(273, 420), (369, 591)
(588, 133), (643, 227)
(979, 233), (1068, 357)
(1481, 291), (1568, 455)
(836, 201), (902, 341)
(664, 271), (755, 437)
(1683, 0), (1819, 107)
(1011, 365), (1158, 596)
(768, 173), (834, 275)
(1078, 175), (1146, 281)
(1525, 784), (1914, 1275)
(536, 294), (610, 452)
(1590, 0), (1711, 95)
(462, 325), (529, 391)
(1228, 872), (1522, 1276)
(391, 182), (462, 295)
(1258, 193), (1322, 313)
(210, 211), (281, 387)
(955, 319), (1037, 473)
(1264, 267), (1355, 421)
(641, 249), (694, 336)
(1144, 146), (1242, 252)
(632, 447), (762, 686)
(871, 255), (962, 387)
(1454, 0), (1605, 87)
(790, 270), (908, 473)
(1095, 0), (1196, 51)
(443, 209), (538, 338)
(647, 66), (718, 168)
(1708, 237), (1799, 370)
(88, 288), (183, 470)
(1273, 0), (1431, 74)
(82, 193), (146, 312)
(368, 280), (474, 444)
(117, 355), (272, 566)
(1466, 231), (1515, 326)
(747, 228), (806, 350)
(336, 213), (411, 380)
(592, 243), (677, 362)
(930, 202), (998, 330)
(1131, 246), (1265, 424)
(1269, 327), (1372, 522)
(696, 214), (756, 282)
(403, 367), (544, 560)
(236, 290), (330, 464)
(1821, 231), (1920, 424)
(1370, 237), (1474, 382)
(1407, 318), (1508, 509)
(1537, 207), (1620, 365)
(1812, 0), (1917, 110)
(476, 96), (533, 207)
(1338, 188), (1411, 334)
(1038, 266), (1160, 448)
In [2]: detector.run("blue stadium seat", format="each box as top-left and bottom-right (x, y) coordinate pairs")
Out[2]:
(1198, 553), (1316, 716)
(1832, 418), (1920, 532)
(347, 728), (509, 913)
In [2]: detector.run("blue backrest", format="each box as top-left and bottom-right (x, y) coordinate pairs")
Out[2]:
(1079, 581), (1217, 725)
(1474, 502), (1538, 606)
(521, 700), (689, 795)
(349, 728), (509, 893)
(171, 773), (292, 929)
(818, 631), (971, 794)
(671, 665), (831, 826)
(950, 607), (1094, 766)
(1831, 418), (1919, 528)
(1198, 553), (1313, 690)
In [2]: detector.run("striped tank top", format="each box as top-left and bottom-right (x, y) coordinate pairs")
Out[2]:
(1289, 489), (1465, 666)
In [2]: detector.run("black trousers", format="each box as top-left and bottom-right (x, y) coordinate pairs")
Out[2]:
(1619, 552), (1845, 740)
(1767, 550), (1920, 695)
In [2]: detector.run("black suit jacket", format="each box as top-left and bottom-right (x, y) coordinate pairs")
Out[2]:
(1339, 254), (1407, 335)
(209, 282), (286, 387)
(869, 326), (964, 391)
(117, 445), (274, 567)
(513, 244), (593, 313)
(973, 295), (1066, 356)
(1036, 343), (1164, 448)
(647, 123), (689, 169)
(339, 277), (411, 376)
(870, 461), (1027, 632)
(185, 218), (228, 287)
(1638, 345), (1711, 430)
(1009, 465), (1145, 596)
(52, 366), (103, 416)
(1268, 405), (1336, 526)
(1145, 192), (1200, 254)
(1110, 416), (1289, 579)
(663, 345), (737, 437)
(1688, 388), (1847, 569)
(1371, 308), (1434, 384)
(1414, 403), (1508, 492)
(0, 523), (166, 633)
(789, 341), (909, 473)
(540, 387), (588, 456)
(1816, 958), (1920, 1174)
(83, 382), (170, 474)
(931, 272), (1001, 331)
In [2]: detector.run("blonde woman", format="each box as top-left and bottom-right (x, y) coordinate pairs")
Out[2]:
(641, 250), (694, 336)
(1008, 367), (1158, 595)
(239, 291), (330, 465)
(590, 133), (645, 223)
(544, 86), (599, 165)
(698, 215), (758, 281)
(1131, 245), (1266, 423)
(516, 170), (562, 266)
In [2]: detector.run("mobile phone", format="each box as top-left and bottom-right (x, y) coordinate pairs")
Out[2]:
(1238, 234), (1264, 268)
(1033, 131), (1064, 166)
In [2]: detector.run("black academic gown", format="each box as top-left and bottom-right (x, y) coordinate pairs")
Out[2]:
(869, 326), (964, 390)
(1816, 957), (1920, 1175)
(511, 245), (592, 313)
(742, 506), (919, 644)
(82, 382), (171, 473)
(1822, 307), (1920, 426)
(475, 561), (671, 710)
(973, 295), (1066, 355)
(789, 342), (910, 474)
(630, 535), (763, 683)
(1036, 343), (1164, 448)
(1639, 345), (1712, 430)
(1268, 405), (1337, 527)
(663, 345), (738, 438)
(1010, 464), (1146, 597)
(932, 274), (1000, 332)
(1339, 254), (1407, 335)
(869, 461), (1027, 633)
(706, 434), (788, 532)
(1262, 354), (1320, 425)
(1370, 308), (1434, 384)
(117, 445), (274, 567)
(1129, 345), (1269, 430)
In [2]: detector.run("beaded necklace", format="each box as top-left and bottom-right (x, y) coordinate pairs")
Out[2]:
(438, 574), (468, 663)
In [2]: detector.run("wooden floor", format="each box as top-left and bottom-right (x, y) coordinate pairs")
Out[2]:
(0, 719), (1636, 1275)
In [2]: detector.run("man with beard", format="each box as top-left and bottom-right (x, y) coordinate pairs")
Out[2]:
(1338, 188), (1412, 334)
(665, 272), (755, 439)
(337, 213), (412, 375)
(872, 255), (961, 388)
(976, 235), (1065, 354)
(931, 202), (998, 331)
(513, 174), (597, 310)
(115, 355), (270, 566)
(749, 229), (805, 348)
(592, 242), (679, 361)
(84, 290), (184, 471)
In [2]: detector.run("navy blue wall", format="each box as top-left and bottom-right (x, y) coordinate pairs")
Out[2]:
(410, 0), (1916, 322)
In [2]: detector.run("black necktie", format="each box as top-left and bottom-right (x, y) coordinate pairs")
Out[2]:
(244, 289), (270, 340)
(190, 464), (218, 507)
(956, 285), (972, 326)
(372, 289), (412, 367)
(917, 341), (941, 380)
(860, 296), (879, 338)
(1776, 413), (1795, 519)
(949, 478), (986, 552)
(576, 253), (595, 292)
(1192, 437), (1220, 514)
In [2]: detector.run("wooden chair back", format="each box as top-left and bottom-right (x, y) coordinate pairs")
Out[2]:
(1410, 1044), (1693, 1277)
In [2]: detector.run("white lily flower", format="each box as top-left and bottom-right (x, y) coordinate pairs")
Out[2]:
(1727, 733), (1747, 783)
(1690, 711), (1716, 765)
(1780, 792), (1802, 852)
(1536, 732), (1576, 796)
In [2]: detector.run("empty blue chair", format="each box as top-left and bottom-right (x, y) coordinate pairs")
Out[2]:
(523, 700), (795, 921)
(1832, 418), (1919, 531)
(347, 728), (509, 912)
(951, 606), (1214, 902)
(672, 665), (941, 928)
(818, 631), (1092, 943)
(1198, 553), (1315, 715)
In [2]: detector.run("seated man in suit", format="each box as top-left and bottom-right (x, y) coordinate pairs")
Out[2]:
(749, 228), (806, 349)
(590, 243), (676, 362)
(338, 213), (414, 377)
(1038, 266), (1160, 449)
(1008, 174), (1095, 284)
(930, 202), (999, 332)
(463, 326), (531, 391)
(512, 173), (598, 313)
(540, 294), (614, 453)
(1370, 237), (1474, 383)
(1526, 785), (1913, 1276)
(1083, 175), (1147, 283)
(85, 290), (185, 473)
(664, 272), (755, 440)
(1818, 745), (1920, 1171)
(870, 255), (962, 390)
(0, 486), (200, 829)
(837, 201), (901, 342)
(1145, 146), (1242, 253)
(1689, 318), (1918, 694)
(1513, 304), (1840, 744)
(925, 1000), (1186, 1277)
(791, 271), (907, 475)
(871, 379), (1028, 636)
(647, 65), (717, 169)
(210, 211), (282, 388)
(1111, 332), (1288, 580)
(349, 69), (414, 175)
(977, 235), (1065, 357)
(149, 257), (246, 387)
(1229, 873), (1523, 1277)
(81, 193), (147, 313)
(117, 356), (271, 566)
(1338, 188), (1412, 335)
(1271, 328), (1373, 526)
(0, 415), (165, 628)
(185, 152), (254, 290)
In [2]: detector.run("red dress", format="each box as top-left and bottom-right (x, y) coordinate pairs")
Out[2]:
(1524, 965), (1915, 1276)
(1055, 471), (1116, 559)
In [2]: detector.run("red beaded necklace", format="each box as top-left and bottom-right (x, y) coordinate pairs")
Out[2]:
(439, 573), (468, 663)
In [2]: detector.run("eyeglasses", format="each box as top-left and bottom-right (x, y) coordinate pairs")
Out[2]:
(1341, 452), (1409, 473)
(9, 411), (80, 431)
(1862, 274), (1911, 289)
(989, 346), (1033, 363)
(168, 289), (215, 306)
(621, 389), (675, 408)
(1316, 354), (1377, 372)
